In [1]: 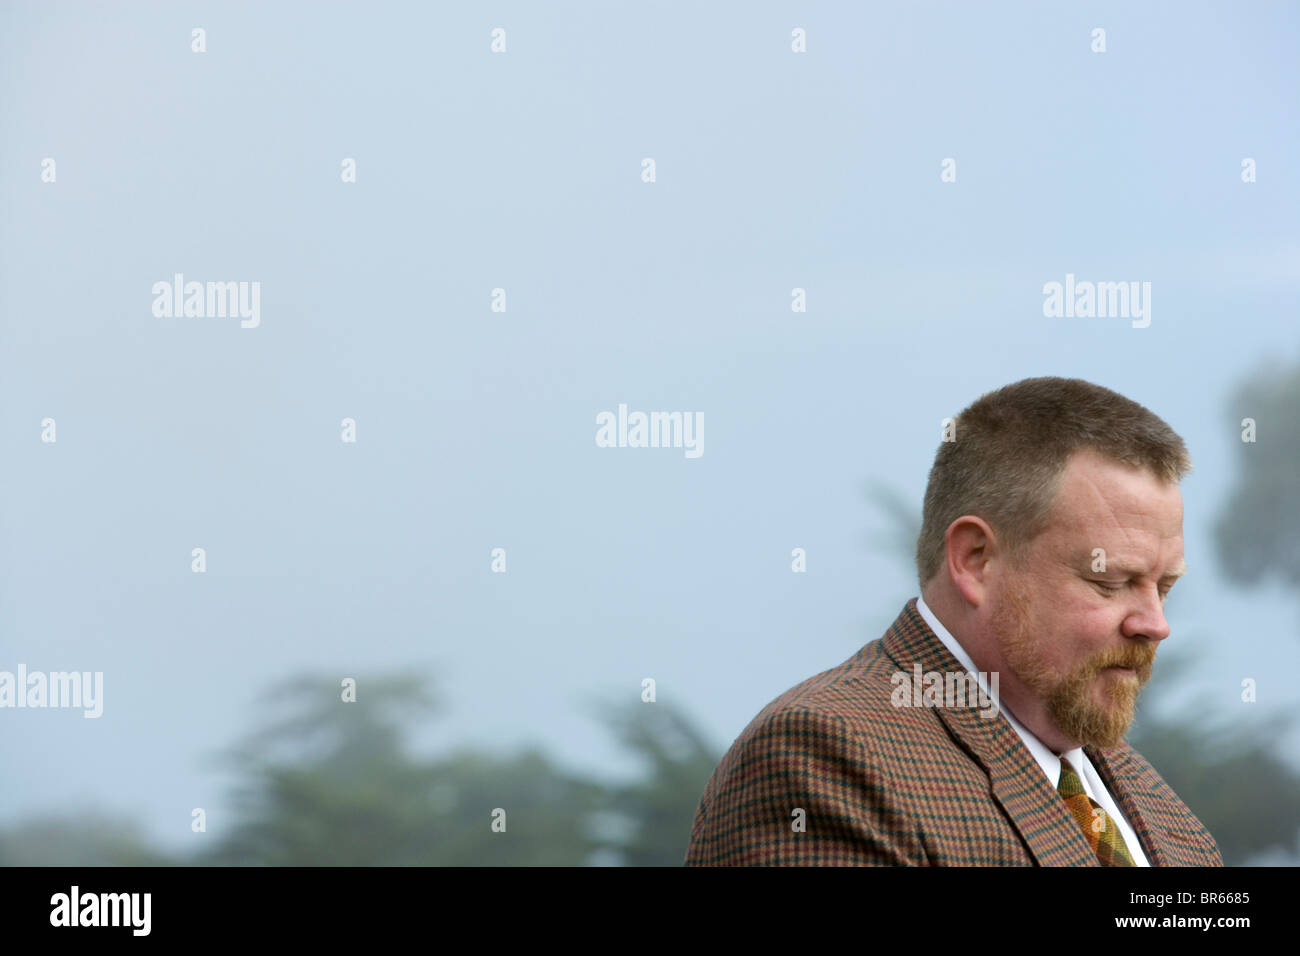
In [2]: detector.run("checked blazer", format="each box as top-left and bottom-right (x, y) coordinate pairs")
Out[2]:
(684, 598), (1223, 866)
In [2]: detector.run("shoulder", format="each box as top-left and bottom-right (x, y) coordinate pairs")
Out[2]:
(699, 638), (964, 803)
(684, 640), (990, 865)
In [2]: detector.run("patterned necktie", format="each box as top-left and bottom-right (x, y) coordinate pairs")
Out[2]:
(1057, 756), (1135, 866)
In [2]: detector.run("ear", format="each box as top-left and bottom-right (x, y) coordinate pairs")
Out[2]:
(944, 515), (998, 608)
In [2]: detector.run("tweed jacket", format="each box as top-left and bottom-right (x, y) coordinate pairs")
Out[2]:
(684, 598), (1223, 866)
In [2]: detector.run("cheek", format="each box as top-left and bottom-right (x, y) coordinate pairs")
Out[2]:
(1039, 595), (1113, 670)
(1071, 613), (1117, 666)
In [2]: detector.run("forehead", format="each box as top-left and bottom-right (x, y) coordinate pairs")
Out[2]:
(1043, 449), (1184, 541)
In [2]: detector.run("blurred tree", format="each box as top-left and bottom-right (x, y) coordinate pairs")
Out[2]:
(582, 698), (721, 866)
(1213, 358), (1300, 591)
(1202, 352), (1300, 861)
(200, 672), (606, 865)
(865, 479), (923, 572)
(0, 813), (177, 866)
(1128, 677), (1300, 865)
(415, 747), (607, 866)
(200, 673), (443, 865)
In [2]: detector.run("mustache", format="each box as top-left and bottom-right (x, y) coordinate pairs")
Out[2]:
(1090, 646), (1157, 672)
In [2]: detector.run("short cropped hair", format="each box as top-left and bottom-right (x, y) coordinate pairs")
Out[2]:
(916, 377), (1192, 587)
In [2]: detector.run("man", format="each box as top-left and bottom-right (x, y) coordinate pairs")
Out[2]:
(684, 377), (1222, 866)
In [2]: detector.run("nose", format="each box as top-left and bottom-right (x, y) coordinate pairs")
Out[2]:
(1122, 583), (1171, 643)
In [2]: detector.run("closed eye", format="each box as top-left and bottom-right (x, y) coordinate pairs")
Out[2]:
(1093, 580), (1174, 601)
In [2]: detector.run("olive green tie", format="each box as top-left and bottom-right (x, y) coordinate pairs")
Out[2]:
(1057, 757), (1135, 866)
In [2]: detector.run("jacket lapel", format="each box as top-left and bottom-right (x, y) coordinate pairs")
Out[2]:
(1085, 745), (1167, 865)
(883, 599), (1100, 866)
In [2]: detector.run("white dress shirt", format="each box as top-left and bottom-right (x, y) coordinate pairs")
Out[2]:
(915, 594), (1150, 866)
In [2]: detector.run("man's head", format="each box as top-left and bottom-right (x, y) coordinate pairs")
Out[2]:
(917, 377), (1190, 751)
